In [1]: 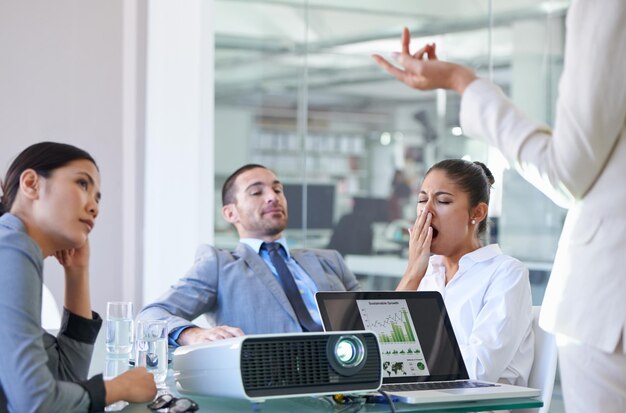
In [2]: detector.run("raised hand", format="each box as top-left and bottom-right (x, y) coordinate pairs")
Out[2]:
(105, 367), (157, 405)
(372, 27), (476, 94)
(55, 240), (92, 318)
(54, 239), (90, 275)
(396, 208), (432, 291)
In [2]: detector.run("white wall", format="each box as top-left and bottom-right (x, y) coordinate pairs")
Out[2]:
(0, 0), (215, 315)
(0, 0), (141, 315)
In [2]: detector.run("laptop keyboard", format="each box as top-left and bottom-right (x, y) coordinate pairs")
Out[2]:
(383, 381), (497, 392)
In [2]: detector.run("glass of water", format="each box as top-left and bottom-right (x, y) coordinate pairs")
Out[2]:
(135, 319), (168, 388)
(103, 354), (131, 411)
(106, 301), (134, 354)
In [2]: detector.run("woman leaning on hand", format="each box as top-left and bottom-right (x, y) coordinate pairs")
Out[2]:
(0, 142), (156, 413)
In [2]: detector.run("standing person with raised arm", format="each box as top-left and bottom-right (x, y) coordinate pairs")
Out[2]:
(374, 1), (626, 410)
(0, 142), (156, 413)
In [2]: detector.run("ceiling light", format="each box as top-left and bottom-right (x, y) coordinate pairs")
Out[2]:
(380, 132), (391, 146)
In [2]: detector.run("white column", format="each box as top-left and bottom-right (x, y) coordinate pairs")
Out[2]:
(143, 0), (215, 303)
(122, 0), (147, 307)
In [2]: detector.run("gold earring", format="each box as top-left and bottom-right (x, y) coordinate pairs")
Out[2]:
(471, 219), (476, 225)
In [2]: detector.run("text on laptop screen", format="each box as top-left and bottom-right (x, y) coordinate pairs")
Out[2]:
(316, 291), (468, 383)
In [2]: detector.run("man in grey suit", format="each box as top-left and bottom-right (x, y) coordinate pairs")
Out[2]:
(139, 164), (360, 346)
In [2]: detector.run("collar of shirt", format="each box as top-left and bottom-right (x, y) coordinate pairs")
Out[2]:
(0, 212), (26, 232)
(429, 244), (503, 284)
(0, 212), (44, 267)
(240, 237), (291, 258)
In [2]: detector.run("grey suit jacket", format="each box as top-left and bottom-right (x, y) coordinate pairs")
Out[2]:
(139, 242), (361, 336)
(0, 213), (105, 413)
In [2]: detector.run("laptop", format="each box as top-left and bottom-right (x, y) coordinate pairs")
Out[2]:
(315, 291), (540, 404)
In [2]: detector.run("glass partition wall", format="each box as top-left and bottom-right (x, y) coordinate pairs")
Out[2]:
(213, 0), (569, 301)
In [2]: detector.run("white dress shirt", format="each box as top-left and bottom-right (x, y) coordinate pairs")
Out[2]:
(417, 244), (534, 385)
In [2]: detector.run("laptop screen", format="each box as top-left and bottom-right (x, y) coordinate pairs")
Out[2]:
(316, 291), (469, 384)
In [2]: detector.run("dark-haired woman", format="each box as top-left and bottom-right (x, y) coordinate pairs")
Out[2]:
(396, 159), (533, 386)
(0, 142), (156, 413)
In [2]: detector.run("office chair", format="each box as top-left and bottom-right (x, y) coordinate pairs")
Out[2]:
(520, 306), (559, 413)
(41, 284), (62, 331)
(327, 212), (374, 256)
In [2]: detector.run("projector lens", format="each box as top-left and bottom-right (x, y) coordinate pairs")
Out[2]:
(334, 336), (364, 367)
(336, 340), (356, 364)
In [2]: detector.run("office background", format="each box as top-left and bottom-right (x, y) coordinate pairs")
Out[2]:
(0, 0), (568, 317)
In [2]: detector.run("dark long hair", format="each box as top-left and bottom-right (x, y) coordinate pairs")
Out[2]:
(426, 159), (495, 236)
(0, 142), (97, 216)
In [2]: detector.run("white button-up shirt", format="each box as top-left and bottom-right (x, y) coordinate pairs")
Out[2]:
(418, 244), (534, 385)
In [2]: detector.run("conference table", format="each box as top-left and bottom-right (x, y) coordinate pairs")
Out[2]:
(93, 343), (542, 413)
(116, 394), (542, 413)
(114, 391), (542, 413)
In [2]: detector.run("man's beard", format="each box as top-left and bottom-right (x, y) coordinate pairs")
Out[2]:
(264, 222), (287, 236)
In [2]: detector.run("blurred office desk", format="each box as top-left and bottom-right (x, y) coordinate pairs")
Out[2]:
(345, 254), (407, 279)
(345, 254), (553, 291)
(345, 254), (406, 290)
(213, 229), (332, 251)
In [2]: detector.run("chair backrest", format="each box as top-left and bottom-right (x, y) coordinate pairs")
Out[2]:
(520, 306), (558, 413)
(41, 283), (62, 331)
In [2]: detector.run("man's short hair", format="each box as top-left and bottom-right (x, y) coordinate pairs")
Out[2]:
(221, 164), (268, 206)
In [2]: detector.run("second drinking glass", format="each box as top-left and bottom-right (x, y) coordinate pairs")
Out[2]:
(135, 319), (169, 388)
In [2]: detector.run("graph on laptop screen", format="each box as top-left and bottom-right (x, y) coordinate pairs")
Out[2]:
(357, 299), (430, 378)
(316, 291), (469, 383)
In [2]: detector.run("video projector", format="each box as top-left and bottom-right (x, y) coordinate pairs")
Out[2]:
(172, 331), (382, 401)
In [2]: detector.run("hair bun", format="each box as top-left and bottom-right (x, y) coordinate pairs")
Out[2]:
(473, 161), (495, 186)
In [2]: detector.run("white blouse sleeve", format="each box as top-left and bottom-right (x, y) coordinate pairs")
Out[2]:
(460, 1), (626, 209)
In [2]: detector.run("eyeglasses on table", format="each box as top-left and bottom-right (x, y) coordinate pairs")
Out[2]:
(147, 393), (199, 413)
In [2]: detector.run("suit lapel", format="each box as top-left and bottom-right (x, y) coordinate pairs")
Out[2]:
(234, 243), (298, 324)
(291, 249), (332, 291)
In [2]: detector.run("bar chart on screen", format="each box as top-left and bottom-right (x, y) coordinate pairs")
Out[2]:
(356, 299), (430, 377)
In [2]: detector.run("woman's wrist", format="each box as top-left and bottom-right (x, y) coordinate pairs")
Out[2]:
(64, 272), (92, 319)
(449, 64), (477, 94)
(104, 379), (121, 406)
(397, 270), (423, 291)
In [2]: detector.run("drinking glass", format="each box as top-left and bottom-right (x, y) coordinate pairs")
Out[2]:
(103, 354), (130, 411)
(106, 301), (134, 354)
(135, 319), (168, 388)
